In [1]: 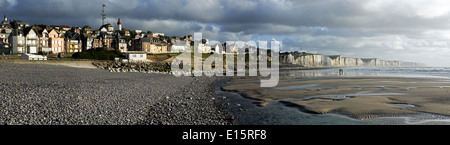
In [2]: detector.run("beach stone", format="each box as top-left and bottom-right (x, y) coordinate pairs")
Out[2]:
(0, 62), (232, 125)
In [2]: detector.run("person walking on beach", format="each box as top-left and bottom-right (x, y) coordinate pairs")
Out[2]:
(339, 68), (344, 75)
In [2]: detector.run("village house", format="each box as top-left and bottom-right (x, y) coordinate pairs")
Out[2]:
(81, 33), (94, 51)
(122, 29), (130, 36)
(118, 38), (128, 53)
(36, 27), (51, 53)
(24, 27), (39, 54)
(100, 23), (114, 34)
(145, 33), (153, 39)
(135, 38), (151, 53)
(65, 32), (82, 53)
(50, 25), (60, 30)
(117, 38), (128, 52)
(93, 30), (101, 37)
(192, 39), (211, 53)
(71, 27), (82, 34)
(92, 37), (103, 49)
(0, 28), (13, 49)
(9, 29), (25, 54)
(48, 29), (65, 54)
(100, 32), (113, 49)
(60, 25), (71, 34)
(152, 33), (164, 38)
(0, 14), (12, 49)
(130, 34), (140, 51)
(170, 40), (189, 53)
(11, 20), (29, 30)
(82, 25), (92, 34)
(112, 33), (128, 53)
(150, 44), (168, 54)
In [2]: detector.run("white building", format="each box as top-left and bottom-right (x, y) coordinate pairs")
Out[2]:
(9, 31), (26, 54)
(122, 51), (147, 63)
(152, 33), (164, 38)
(197, 43), (211, 53)
(21, 54), (47, 60)
(171, 40), (190, 53)
(25, 28), (39, 54)
(194, 40), (211, 53)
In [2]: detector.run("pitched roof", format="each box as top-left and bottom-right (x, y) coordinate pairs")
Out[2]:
(65, 31), (81, 40)
(60, 25), (71, 29)
(82, 25), (92, 30)
(117, 18), (122, 25)
(23, 27), (38, 36)
(101, 23), (113, 27)
(141, 38), (151, 42)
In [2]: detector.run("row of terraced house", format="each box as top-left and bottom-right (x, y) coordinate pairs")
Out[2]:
(0, 14), (213, 55)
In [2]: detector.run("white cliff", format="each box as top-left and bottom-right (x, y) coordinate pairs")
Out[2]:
(280, 53), (415, 67)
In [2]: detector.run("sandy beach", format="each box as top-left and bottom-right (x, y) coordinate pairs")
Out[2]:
(0, 59), (98, 69)
(223, 75), (450, 121)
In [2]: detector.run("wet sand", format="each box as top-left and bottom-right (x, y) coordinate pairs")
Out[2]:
(223, 76), (450, 121)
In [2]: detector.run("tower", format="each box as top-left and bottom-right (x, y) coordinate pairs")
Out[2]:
(1, 13), (9, 26)
(101, 4), (106, 25)
(117, 18), (122, 31)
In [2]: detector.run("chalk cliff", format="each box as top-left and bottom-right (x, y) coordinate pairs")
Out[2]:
(280, 53), (423, 67)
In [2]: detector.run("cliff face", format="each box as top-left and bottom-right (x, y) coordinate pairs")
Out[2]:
(280, 53), (413, 67)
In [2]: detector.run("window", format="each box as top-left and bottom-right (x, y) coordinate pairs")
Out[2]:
(59, 41), (61, 45)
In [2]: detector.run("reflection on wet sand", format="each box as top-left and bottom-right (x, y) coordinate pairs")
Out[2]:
(224, 69), (450, 122)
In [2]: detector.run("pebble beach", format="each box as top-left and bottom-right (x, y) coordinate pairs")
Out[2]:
(0, 62), (232, 125)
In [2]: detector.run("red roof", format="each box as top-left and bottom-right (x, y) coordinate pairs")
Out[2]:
(60, 25), (71, 28)
(117, 18), (122, 25)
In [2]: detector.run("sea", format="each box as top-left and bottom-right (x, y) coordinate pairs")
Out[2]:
(216, 67), (450, 125)
(280, 67), (450, 79)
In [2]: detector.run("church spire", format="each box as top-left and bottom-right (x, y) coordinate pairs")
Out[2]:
(3, 14), (7, 22)
(117, 18), (122, 31)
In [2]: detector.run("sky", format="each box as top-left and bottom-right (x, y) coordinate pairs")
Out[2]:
(1, 0), (450, 66)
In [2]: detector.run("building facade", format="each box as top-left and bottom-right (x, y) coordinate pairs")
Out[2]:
(48, 29), (65, 54)
(24, 28), (39, 54)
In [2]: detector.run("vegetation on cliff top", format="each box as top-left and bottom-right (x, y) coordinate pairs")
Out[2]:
(72, 48), (125, 60)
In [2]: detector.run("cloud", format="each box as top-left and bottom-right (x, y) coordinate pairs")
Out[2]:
(363, 0), (450, 19)
(0, 0), (17, 8)
(2, 0), (450, 66)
